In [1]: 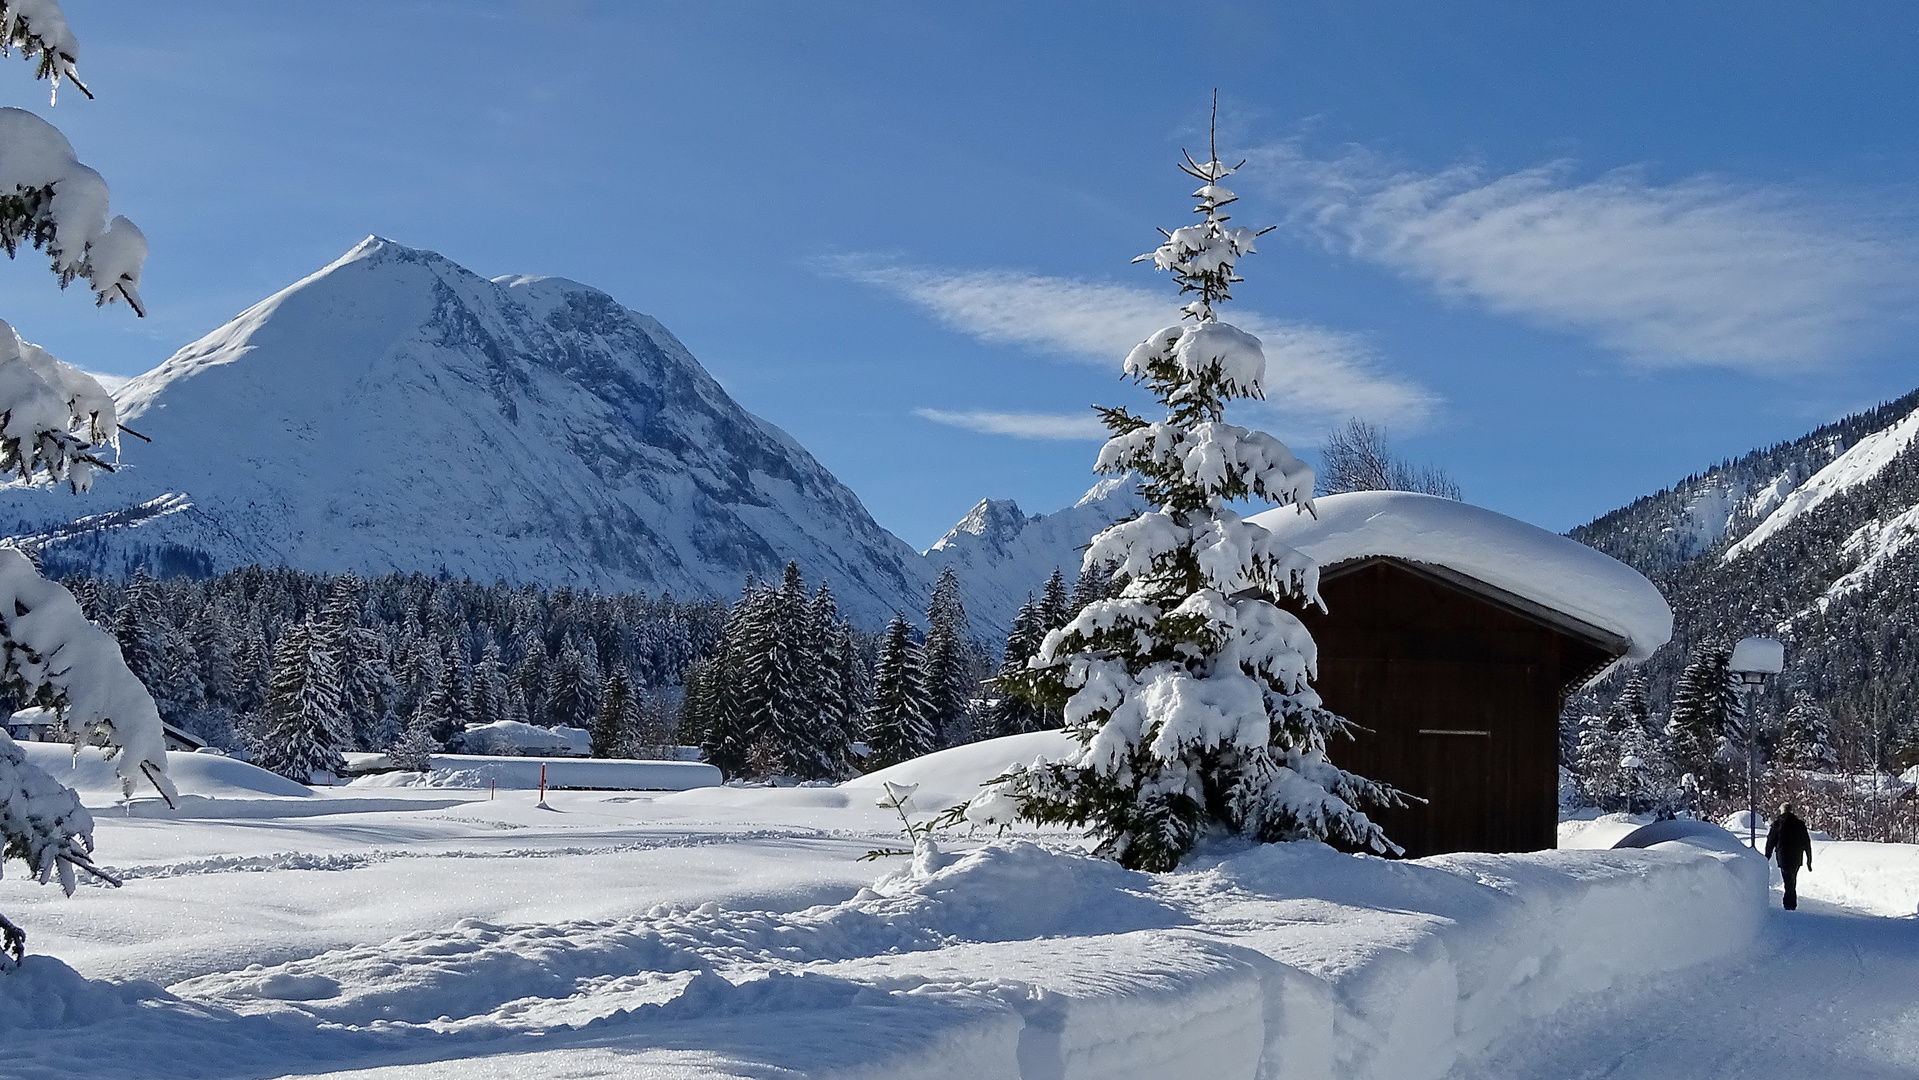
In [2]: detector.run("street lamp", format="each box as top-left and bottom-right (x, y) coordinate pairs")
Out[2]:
(1729, 636), (1785, 848)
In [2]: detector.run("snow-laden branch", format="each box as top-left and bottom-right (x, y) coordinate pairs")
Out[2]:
(0, 318), (119, 490)
(0, 548), (175, 806)
(0, 0), (87, 100)
(0, 107), (147, 314)
(1097, 419), (1314, 510)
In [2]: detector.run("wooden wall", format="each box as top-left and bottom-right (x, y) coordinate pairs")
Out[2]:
(1291, 559), (1616, 858)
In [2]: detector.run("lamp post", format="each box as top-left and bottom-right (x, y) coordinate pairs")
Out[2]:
(1730, 636), (1786, 849)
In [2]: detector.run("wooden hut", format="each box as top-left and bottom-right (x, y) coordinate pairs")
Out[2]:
(1252, 491), (1671, 859)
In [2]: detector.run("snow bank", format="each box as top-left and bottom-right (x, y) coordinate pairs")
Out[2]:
(402, 754), (720, 791)
(1782, 839), (1919, 917)
(19, 742), (307, 801)
(843, 729), (1077, 810)
(124, 836), (1762, 1080)
(1250, 490), (1672, 662)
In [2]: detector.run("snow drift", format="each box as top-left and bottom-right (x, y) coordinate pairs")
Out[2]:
(8, 831), (1765, 1080)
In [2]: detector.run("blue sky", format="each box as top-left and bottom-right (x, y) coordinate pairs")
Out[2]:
(6, 2), (1919, 548)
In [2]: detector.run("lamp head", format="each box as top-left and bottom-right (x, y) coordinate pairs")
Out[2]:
(1729, 637), (1785, 679)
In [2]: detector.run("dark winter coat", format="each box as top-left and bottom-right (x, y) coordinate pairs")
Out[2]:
(1764, 812), (1813, 870)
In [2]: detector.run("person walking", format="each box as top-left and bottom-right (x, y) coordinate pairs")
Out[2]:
(1764, 803), (1814, 910)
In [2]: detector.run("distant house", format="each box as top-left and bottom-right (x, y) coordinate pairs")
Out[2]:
(1254, 491), (1672, 859)
(4, 707), (58, 743)
(6, 706), (208, 753)
(454, 720), (592, 757)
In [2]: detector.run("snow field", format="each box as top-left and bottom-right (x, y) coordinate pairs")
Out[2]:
(0, 734), (1784, 1078)
(367, 754), (722, 793)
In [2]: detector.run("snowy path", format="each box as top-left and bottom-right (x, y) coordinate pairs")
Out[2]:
(1465, 895), (1919, 1080)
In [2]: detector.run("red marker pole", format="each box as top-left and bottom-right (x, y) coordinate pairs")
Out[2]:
(490, 780), (496, 801)
(539, 764), (547, 804)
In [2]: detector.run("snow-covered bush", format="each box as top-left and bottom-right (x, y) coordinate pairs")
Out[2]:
(0, 0), (172, 968)
(961, 115), (1401, 871)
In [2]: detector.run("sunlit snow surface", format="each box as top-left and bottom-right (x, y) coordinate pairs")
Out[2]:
(5, 738), (1918, 1080)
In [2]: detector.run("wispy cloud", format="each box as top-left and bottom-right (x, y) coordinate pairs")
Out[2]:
(914, 408), (1108, 440)
(829, 258), (1437, 429)
(1249, 145), (1918, 374)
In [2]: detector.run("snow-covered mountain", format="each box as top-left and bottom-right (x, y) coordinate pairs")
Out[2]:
(1570, 386), (1919, 722)
(0, 238), (935, 629)
(921, 475), (1150, 642)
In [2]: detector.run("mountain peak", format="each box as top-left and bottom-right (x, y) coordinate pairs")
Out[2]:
(9, 243), (933, 629)
(930, 498), (1026, 553)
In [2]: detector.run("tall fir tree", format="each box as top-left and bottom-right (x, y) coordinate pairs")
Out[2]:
(864, 615), (935, 770)
(1667, 644), (1742, 788)
(591, 666), (638, 758)
(699, 583), (761, 777)
(468, 642), (509, 728)
(1572, 710), (1620, 809)
(110, 571), (166, 693)
(254, 621), (348, 784)
(921, 567), (978, 748)
(1038, 568), (1072, 633)
(1780, 693), (1838, 770)
(543, 642), (590, 728)
(804, 582), (859, 777)
(980, 595), (1045, 738)
(1608, 674), (1672, 812)
(962, 116), (1399, 870)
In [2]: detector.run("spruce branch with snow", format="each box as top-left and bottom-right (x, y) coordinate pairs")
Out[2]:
(0, 8), (171, 955)
(962, 108), (1403, 871)
(0, 0), (88, 99)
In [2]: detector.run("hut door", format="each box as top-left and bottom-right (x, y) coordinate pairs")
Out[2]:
(1416, 728), (1493, 855)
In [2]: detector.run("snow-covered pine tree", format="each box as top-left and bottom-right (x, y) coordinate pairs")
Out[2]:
(468, 642), (509, 728)
(1667, 644), (1741, 791)
(1038, 569), (1071, 633)
(0, 1), (175, 965)
(436, 644), (472, 737)
(591, 665), (638, 758)
(1570, 710), (1619, 809)
(386, 717), (437, 773)
(979, 596), (1045, 739)
(320, 572), (394, 749)
(1780, 693), (1838, 770)
(864, 615), (935, 770)
(254, 621), (347, 785)
(1068, 559), (1118, 614)
(805, 582), (858, 777)
(921, 567), (978, 748)
(678, 655), (721, 753)
(543, 642), (589, 728)
(109, 571), (165, 692)
(511, 632), (546, 723)
(698, 584), (759, 777)
(1608, 674), (1671, 813)
(962, 116), (1401, 871)
(191, 602), (237, 718)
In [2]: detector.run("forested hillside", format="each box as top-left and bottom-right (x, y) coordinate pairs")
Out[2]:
(1566, 388), (1919, 836)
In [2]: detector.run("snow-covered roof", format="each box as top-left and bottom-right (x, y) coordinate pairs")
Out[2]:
(457, 720), (591, 756)
(1249, 491), (1672, 662)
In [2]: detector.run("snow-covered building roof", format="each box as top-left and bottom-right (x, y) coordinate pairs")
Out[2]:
(1250, 491), (1672, 663)
(455, 720), (592, 757)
